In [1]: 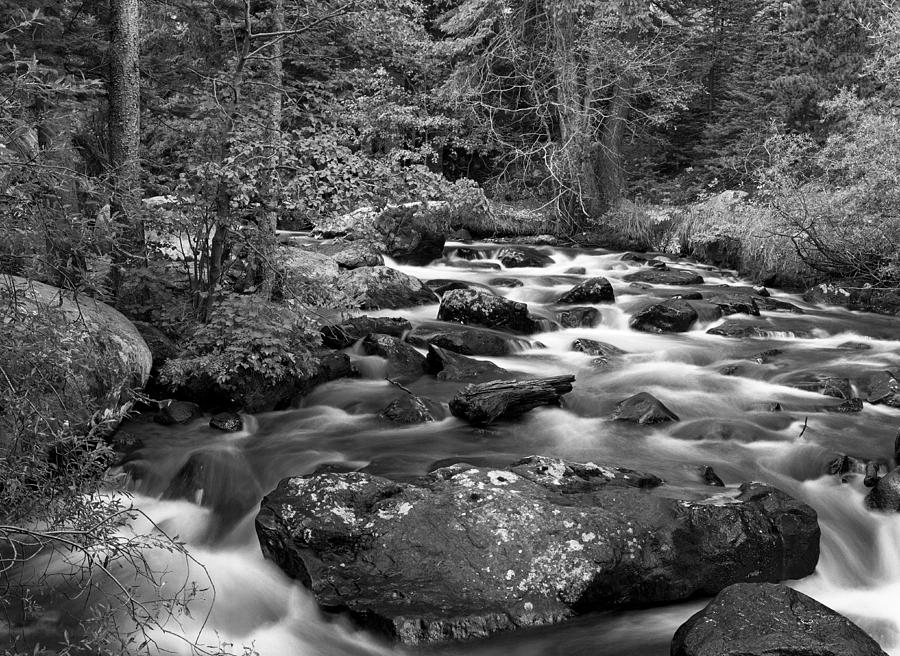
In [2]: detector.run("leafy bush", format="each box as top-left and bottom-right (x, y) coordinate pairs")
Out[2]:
(159, 294), (320, 399)
(758, 93), (900, 284)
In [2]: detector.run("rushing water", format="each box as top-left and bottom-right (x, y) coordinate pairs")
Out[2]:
(11, 241), (900, 655)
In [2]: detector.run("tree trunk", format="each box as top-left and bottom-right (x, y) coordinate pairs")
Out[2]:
(257, 0), (284, 299)
(108, 0), (143, 263)
(595, 77), (633, 214)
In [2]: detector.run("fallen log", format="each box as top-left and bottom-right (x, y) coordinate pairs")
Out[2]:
(449, 375), (575, 425)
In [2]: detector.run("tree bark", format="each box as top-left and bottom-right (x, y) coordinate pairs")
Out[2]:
(595, 77), (633, 214)
(449, 375), (576, 426)
(108, 0), (143, 261)
(257, 0), (284, 298)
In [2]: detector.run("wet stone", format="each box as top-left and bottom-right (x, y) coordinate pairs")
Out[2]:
(557, 277), (615, 304)
(556, 307), (601, 328)
(611, 392), (679, 424)
(672, 583), (887, 656)
(489, 277), (524, 288)
(257, 461), (819, 645)
(209, 412), (243, 432)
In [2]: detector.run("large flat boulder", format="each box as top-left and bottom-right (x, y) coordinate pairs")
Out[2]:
(337, 266), (437, 310)
(672, 583), (887, 656)
(256, 457), (820, 644)
(623, 268), (704, 285)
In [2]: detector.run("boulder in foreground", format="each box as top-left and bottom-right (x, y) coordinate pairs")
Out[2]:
(256, 458), (820, 645)
(672, 582), (887, 656)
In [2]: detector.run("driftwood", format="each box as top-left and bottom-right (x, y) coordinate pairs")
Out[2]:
(449, 375), (575, 426)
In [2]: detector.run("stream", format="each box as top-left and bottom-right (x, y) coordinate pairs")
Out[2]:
(15, 241), (900, 655)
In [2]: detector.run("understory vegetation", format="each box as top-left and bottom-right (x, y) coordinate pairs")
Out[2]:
(1, 0), (900, 652)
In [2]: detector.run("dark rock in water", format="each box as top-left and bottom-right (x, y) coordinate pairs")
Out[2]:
(753, 285), (770, 297)
(707, 321), (765, 338)
(424, 344), (510, 382)
(622, 268), (704, 285)
(865, 462), (881, 487)
(438, 288), (541, 334)
(164, 450), (263, 526)
(630, 300), (698, 333)
(556, 307), (601, 328)
(425, 279), (473, 296)
(489, 277), (524, 288)
(154, 400), (202, 426)
(321, 316), (411, 349)
(620, 252), (650, 262)
(789, 375), (852, 399)
(700, 466), (725, 487)
(611, 392), (679, 424)
(865, 467), (900, 511)
(804, 282), (900, 316)
(838, 341), (872, 350)
(825, 398), (863, 413)
(449, 376), (575, 426)
(496, 246), (554, 268)
(755, 296), (804, 313)
(565, 266), (586, 274)
(406, 323), (532, 356)
(671, 582), (887, 656)
(379, 393), (445, 424)
(704, 293), (760, 316)
(337, 266), (438, 309)
(210, 411), (243, 432)
(750, 348), (783, 364)
(257, 461), (819, 645)
(571, 339), (626, 358)
(867, 371), (900, 406)
(557, 277), (615, 304)
(445, 260), (502, 271)
(453, 247), (481, 260)
(361, 334), (426, 379)
(670, 291), (703, 300)
(646, 258), (667, 268)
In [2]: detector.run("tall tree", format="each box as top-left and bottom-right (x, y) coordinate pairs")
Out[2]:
(107, 0), (143, 262)
(438, 0), (695, 225)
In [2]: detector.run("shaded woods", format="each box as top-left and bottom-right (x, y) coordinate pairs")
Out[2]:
(2, 0), (900, 654)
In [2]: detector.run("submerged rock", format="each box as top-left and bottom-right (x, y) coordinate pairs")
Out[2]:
(154, 400), (202, 426)
(866, 371), (900, 407)
(556, 307), (601, 328)
(438, 288), (541, 334)
(209, 411), (243, 432)
(497, 246), (554, 268)
(704, 293), (760, 317)
(361, 334), (426, 380)
(489, 277), (524, 288)
(406, 323), (532, 356)
(630, 300), (698, 333)
(379, 393), (445, 424)
(556, 277), (615, 304)
(622, 268), (704, 286)
(256, 459), (819, 644)
(423, 345), (511, 382)
(611, 392), (679, 424)
(671, 583), (887, 656)
(449, 376), (575, 425)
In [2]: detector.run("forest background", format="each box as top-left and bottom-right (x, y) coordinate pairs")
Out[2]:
(1, 0), (900, 653)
